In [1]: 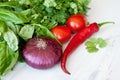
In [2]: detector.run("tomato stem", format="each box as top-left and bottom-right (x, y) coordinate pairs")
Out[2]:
(98, 21), (115, 28)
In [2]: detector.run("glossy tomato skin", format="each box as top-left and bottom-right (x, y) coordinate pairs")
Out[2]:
(66, 14), (87, 32)
(51, 26), (71, 43)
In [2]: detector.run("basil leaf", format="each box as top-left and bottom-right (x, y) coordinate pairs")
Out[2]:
(0, 20), (8, 33)
(34, 24), (61, 44)
(4, 30), (18, 51)
(0, 9), (29, 24)
(0, 41), (19, 76)
(0, 20), (19, 51)
(19, 25), (34, 40)
(6, 22), (22, 34)
(34, 24), (56, 39)
(0, 1), (19, 9)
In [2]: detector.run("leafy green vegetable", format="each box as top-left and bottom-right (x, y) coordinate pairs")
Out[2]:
(19, 25), (34, 40)
(0, 20), (18, 51)
(0, 9), (29, 24)
(6, 22), (21, 34)
(0, 20), (19, 76)
(4, 30), (18, 51)
(43, 0), (57, 7)
(0, 32), (1, 37)
(0, 40), (19, 76)
(34, 24), (57, 39)
(85, 38), (107, 53)
(0, 1), (19, 9)
(0, 20), (8, 33)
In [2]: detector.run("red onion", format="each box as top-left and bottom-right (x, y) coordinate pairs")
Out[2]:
(22, 37), (62, 69)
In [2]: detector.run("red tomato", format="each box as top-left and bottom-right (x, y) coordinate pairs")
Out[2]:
(66, 14), (87, 32)
(51, 26), (71, 43)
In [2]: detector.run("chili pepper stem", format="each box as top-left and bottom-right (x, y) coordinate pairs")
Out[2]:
(98, 21), (115, 28)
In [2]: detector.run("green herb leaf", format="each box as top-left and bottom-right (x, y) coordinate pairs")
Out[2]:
(43, 0), (57, 7)
(29, 0), (90, 29)
(34, 24), (61, 44)
(89, 38), (97, 43)
(86, 46), (99, 53)
(19, 25), (34, 41)
(0, 41), (19, 76)
(0, 9), (29, 24)
(0, 20), (8, 33)
(85, 40), (96, 47)
(0, 20), (18, 51)
(34, 24), (56, 38)
(6, 22), (21, 34)
(97, 38), (107, 48)
(4, 30), (18, 51)
(85, 37), (107, 53)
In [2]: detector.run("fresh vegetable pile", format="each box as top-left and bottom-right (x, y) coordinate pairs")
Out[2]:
(0, 0), (112, 77)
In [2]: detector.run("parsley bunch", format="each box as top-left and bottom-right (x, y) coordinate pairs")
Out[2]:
(0, 0), (91, 29)
(27, 0), (91, 29)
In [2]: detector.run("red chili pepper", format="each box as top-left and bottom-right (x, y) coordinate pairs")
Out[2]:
(61, 22), (100, 75)
(61, 21), (114, 74)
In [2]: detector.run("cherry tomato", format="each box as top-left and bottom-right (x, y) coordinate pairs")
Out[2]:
(51, 26), (71, 43)
(66, 14), (87, 32)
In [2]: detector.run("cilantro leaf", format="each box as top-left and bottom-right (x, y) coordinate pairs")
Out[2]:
(97, 38), (107, 48)
(85, 41), (96, 47)
(86, 46), (99, 53)
(85, 37), (107, 53)
(89, 38), (97, 43)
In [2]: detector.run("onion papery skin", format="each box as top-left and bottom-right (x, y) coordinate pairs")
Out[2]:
(22, 37), (62, 69)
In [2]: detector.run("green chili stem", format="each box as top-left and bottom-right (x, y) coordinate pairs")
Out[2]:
(98, 21), (115, 28)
